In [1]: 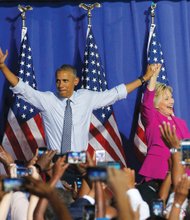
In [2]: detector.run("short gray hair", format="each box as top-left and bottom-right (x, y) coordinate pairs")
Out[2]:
(56, 64), (77, 77)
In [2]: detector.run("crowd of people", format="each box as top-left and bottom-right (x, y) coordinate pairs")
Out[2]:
(0, 129), (189, 220)
(0, 47), (190, 220)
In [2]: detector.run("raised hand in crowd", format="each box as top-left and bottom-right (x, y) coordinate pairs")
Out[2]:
(32, 155), (69, 220)
(168, 174), (190, 220)
(49, 156), (69, 185)
(73, 151), (96, 199)
(159, 122), (190, 219)
(159, 122), (185, 189)
(159, 122), (180, 149)
(107, 167), (141, 220)
(0, 145), (14, 171)
(24, 176), (72, 220)
(27, 148), (39, 167)
(35, 150), (57, 173)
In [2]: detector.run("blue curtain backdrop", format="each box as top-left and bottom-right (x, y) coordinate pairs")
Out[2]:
(0, 0), (190, 171)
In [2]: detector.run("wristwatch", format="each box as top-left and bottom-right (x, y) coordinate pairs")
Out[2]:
(170, 148), (179, 154)
(174, 203), (181, 209)
(138, 76), (146, 85)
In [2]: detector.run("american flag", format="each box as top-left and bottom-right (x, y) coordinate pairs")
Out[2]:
(1, 29), (46, 163)
(134, 23), (168, 161)
(81, 26), (127, 167)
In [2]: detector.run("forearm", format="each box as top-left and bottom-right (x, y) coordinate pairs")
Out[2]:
(168, 202), (183, 220)
(49, 175), (60, 187)
(125, 78), (142, 94)
(33, 175), (60, 220)
(33, 198), (48, 220)
(158, 173), (171, 205)
(27, 195), (40, 220)
(95, 182), (106, 218)
(0, 64), (19, 86)
(141, 88), (156, 126)
(147, 74), (157, 91)
(0, 192), (12, 220)
(172, 153), (185, 190)
(125, 64), (159, 94)
(114, 191), (134, 220)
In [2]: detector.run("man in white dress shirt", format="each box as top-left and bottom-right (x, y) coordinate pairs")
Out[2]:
(0, 49), (155, 153)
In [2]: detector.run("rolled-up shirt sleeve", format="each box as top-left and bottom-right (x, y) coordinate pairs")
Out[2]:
(126, 188), (150, 220)
(91, 84), (128, 110)
(115, 84), (128, 100)
(10, 79), (48, 111)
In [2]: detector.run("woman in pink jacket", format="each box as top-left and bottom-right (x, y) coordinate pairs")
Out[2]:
(139, 64), (190, 182)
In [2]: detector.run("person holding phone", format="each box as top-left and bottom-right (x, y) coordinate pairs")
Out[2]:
(139, 64), (190, 185)
(0, 48), (155, 154)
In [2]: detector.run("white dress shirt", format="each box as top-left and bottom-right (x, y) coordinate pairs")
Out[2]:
(11, 79), (127, 152)
(127, 188), (150, 220)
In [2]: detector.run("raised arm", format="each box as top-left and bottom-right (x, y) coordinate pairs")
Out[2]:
(147, 63), (161, 91)
(160, 122), (185, 190)
(0, 48), (19, 87)
(125, 63), (160, 94)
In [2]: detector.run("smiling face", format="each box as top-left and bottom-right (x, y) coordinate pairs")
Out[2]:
(56, 69), (79, 98)
(154, 83), (174, 116)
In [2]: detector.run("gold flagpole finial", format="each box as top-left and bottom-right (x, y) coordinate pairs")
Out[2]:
(79, 3), (101, 26)
(18, 5), (33, 28)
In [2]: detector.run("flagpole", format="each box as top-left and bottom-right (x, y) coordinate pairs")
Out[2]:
(79, 2), (101, 36)
(150, 2), (156, 25)
(18, 4), (33, 41)
(147, 2), (157, 54)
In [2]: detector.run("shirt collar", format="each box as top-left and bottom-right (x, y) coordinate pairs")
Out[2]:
(57, 91), (76, 104)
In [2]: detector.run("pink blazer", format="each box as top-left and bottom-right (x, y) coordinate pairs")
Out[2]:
(139, 88), (190, 181)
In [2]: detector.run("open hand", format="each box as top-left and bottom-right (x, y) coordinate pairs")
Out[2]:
(0, 145), (14, 168)
(0, 48), (8, 68)
(144, 63), (161, 81)
(159, 122), (180, 149)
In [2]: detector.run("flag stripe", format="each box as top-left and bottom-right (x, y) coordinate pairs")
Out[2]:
(134, 134), (147, 154)
(8, 110), (34, 160)
(136, 123), (146, 144)
(89, 124), (122, 161)
(106, 116), (126, 159)
(21, 122), (38, 154)
(90, 122), (126, 167)
(87, 144), (96, 160)
(27, 115), (46, 147)
(4, 121), (26, 160)
(90, 114), (126, 166)
(88, 135), (115, 161)
(2, 134), (17, 159)
(33, 114), (46, 144)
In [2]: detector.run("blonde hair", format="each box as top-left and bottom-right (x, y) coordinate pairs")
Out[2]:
(154, 82), (173, 108)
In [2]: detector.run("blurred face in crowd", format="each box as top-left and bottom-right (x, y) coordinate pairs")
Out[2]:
(56, 70), (79, 98)
(155, 88), (174, 116)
